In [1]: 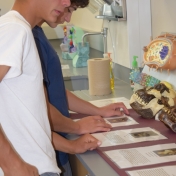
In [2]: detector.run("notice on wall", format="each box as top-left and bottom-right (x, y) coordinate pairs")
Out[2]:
(89, 97), (131, 109)
(104, 143), (176, 168)
(127, 165), (176, 176)
(92, 127), (166, 147)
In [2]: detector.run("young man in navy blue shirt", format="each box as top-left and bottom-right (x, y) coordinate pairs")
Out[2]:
(33, 1), (129, 175)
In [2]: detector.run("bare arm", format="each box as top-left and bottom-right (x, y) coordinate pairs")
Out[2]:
(66, 90), (99, 115)
(0, 65), (10, 82)
(52, 132), (101, 154)
(44, 85), (81, 133)
(44, 86), (111, 134)
(66, 90), (129, 117)
(0, 125), (39, 176)
(47, 100), (80, 133)
(0, 65), (38, 175)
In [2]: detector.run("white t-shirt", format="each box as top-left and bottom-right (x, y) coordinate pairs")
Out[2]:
(0, 11), (61, 175)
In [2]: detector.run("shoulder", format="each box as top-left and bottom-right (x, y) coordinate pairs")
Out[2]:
(0, 11), (31, 34)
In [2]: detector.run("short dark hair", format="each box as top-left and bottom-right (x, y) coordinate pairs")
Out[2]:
(71, 0), (89, 8)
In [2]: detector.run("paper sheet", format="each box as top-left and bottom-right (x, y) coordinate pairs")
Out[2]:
(69, 110), (76, 114)
(73, 115), (138, 127)
(105, 143), (176, 168)
(104, 115), (138, 128)
(92, 127), (166, 147)
(127, 165), (176, 176)
(89, 97), (131, 109)
(61, 64), (70, 69)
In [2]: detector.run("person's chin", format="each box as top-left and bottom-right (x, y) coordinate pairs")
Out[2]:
(52, 24), (58, 28)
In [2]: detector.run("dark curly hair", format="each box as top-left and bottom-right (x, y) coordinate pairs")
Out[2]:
(71, 0), (89, 8)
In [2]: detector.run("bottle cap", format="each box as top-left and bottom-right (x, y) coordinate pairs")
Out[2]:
(132, 56), (138, 68)
(107, 53), (112, 61)
(107, 53), (111, 58)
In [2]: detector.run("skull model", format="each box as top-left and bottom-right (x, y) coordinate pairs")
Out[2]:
(158, 106), (176, 132)
(130, 82), (176, 132)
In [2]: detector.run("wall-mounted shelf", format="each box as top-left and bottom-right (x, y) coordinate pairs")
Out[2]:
(96, 0), (127, 21)
(95, 15), (126, 21)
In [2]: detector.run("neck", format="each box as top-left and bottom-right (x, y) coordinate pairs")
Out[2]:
(12, 0), (42, 28)
(37, 21), (44, 27)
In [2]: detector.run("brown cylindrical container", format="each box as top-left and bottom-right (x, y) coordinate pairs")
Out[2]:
(88, 58), (111, 95)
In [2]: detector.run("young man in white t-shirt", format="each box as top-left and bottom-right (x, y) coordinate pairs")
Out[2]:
(0, 0), (101, 176)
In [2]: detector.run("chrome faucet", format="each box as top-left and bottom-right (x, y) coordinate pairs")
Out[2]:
(82, 27), (108, 54)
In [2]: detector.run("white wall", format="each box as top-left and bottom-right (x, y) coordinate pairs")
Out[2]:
(2, 0), (176, 69)
(0, 0), (13, 15)
(87, 0), (176, 68)
(151, 0), (176, 38)
(42, 23), (64, 39)
(70, 8), (103, 32)
(86, 0), (176, 69)
(70, 8), (104, 52)
(94, 0), (151, 68)
(104, 20), (129, 67)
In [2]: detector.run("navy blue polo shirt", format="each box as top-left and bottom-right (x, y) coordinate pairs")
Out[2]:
(32, 26), (69, 166)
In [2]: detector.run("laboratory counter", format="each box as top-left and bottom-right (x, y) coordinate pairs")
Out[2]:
(49, 39), (133, 176)
(50, 39), (176, 176)
(68, 79), (133, 176)
(50, 39), (107, 91)
(68, 84), (176, 176)
(51, 39), (103, 78)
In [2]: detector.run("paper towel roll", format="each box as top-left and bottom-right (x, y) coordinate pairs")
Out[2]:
(88, 58), (111, 95)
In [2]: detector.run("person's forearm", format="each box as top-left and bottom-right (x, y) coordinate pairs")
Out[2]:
(52, 132), (75, 154)
(52, 132), (100, 154)
(0, 65), (10, 82)
(44, 85), (81, 134)
(47, 102), (80, 133)
(66, 90), (100, 115)
(0, 125), (23, 173)
(66, 90), (129, 117)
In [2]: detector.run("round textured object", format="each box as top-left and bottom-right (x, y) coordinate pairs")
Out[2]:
(143, 33), (176, 70)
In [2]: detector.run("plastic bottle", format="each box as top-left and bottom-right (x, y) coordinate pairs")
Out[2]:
(130, 56), (140, 91)
(107, 53), (114, 90)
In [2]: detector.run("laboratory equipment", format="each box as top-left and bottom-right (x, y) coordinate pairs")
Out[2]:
(82, 27), (108, 54)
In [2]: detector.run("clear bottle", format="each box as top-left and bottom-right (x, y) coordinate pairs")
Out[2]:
(108, 53), (114, 90)
(130, 56), (140, 91)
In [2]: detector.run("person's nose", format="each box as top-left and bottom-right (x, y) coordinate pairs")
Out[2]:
(61, 0), (71, 7)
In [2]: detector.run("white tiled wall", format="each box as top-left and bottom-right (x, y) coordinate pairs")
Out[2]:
(151, 0), (176, 38)
(126, 0), (152, 68)
(2, 0), (176, 69)
(0, 0), (13, 15)
(104, 20), (129, 68)
(42, 23), (64, 39)
(70, 0), (152, 68)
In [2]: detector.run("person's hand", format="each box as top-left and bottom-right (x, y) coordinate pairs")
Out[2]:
(98, 102), (129, 117)
(76, 116), (112, 135)
(69, 134), (101, 154)
(4, 161), (39, 176)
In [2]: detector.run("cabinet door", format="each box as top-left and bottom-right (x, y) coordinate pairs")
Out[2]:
(69, 154), (90, 176)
